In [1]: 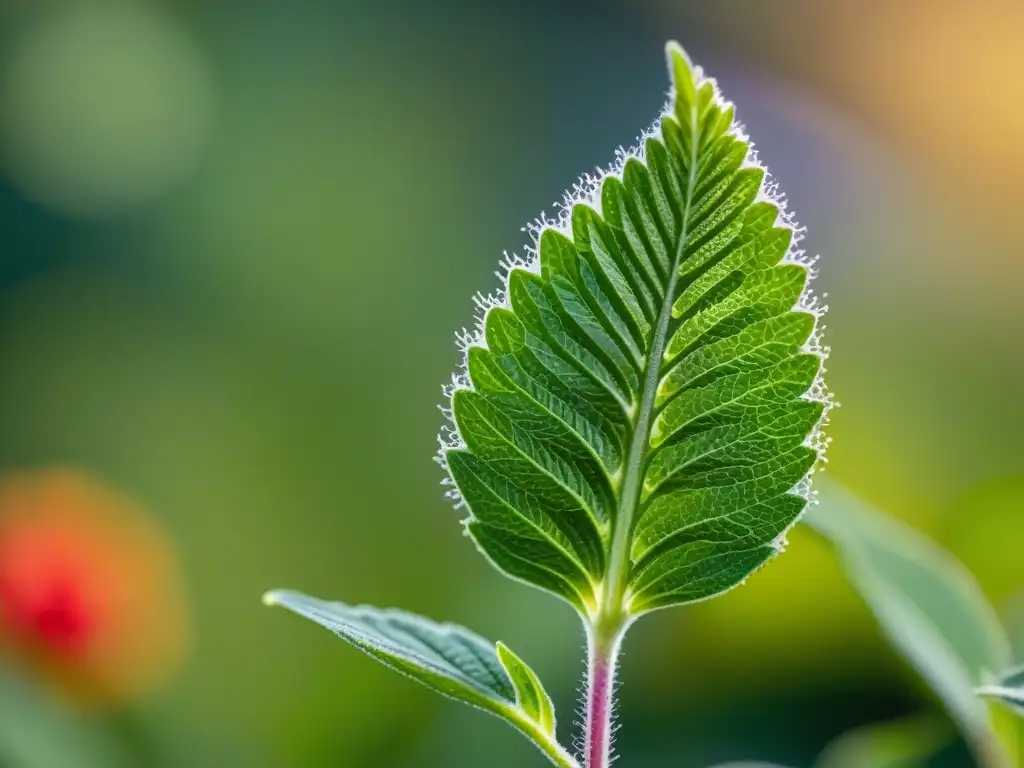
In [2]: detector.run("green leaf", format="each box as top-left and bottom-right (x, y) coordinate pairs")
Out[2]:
(263, 590), (577, 768)
(978, 664), (1024, 717)
(814, 714), (951, 768)
(440, 41), (829, 620)
(805, 480), (1012, 767)
(496, 641), (556, 735)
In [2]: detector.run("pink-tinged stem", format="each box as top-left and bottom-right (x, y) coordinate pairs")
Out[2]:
(584, 621), (626, 768)
(584, 655), (614, 767)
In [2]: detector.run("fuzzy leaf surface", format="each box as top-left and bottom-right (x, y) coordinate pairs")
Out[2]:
(442, 43), (827, 617)
(806, 481), (1012, 767)
(264, 590), (576, 767)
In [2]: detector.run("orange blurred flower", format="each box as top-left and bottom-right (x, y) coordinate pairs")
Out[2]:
(0, 470), (187, 706)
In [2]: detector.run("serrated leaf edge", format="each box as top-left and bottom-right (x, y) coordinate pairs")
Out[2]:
(436, 40), (834, 613)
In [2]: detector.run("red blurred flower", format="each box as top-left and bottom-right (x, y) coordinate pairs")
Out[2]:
(0, 470), (187, 706)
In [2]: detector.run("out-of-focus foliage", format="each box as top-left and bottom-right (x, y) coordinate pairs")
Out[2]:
(807, 481), (1012, 766)
(709, 715), (950, 768)
(814, 715), (950, 768)
(1, 5), (213, 219)
(0, 669), (132, 768)
(978, 665), (1024, 718)
(0, 0), (1020, 766)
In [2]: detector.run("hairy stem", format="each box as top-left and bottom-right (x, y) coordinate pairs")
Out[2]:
(583, 617), (628, 768)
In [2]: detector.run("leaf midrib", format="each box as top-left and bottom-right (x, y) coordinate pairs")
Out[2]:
(599, 98), (702, 621)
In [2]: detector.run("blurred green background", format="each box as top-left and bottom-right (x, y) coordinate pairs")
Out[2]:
(0, 0), (1021, 765)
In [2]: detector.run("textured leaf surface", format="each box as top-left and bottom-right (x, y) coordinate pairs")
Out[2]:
(441, 43), (828, 617)
(264, 590), (576, 767)
(806, 480), (1011, 766)
(978, 664), (1024, 717)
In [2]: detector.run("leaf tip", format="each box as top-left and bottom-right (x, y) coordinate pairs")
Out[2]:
(664, 40), (692, 67)
(665, 40), (697, 96)
(262, 589), (286, 607)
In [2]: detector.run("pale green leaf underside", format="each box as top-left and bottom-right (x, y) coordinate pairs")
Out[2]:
(806, 481), (1011, 763)
(445, 43), (825, 616)
(263, 590), (576, 767)
(978, 664), (1024, 718)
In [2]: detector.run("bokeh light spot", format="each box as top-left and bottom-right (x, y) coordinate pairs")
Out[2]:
(0, 470), (188, 707)
(1, 5), (216, 219)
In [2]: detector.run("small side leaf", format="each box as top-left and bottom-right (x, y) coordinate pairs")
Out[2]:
(978, 664), (1024, 717)
(805, 480), (1012, 767)
(497, 641), (556, 735)
(264, 590), (577, 768)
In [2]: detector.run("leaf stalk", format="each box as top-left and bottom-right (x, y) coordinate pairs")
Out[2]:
(583, 614), (629, 768)
(509, 714), (580, 768)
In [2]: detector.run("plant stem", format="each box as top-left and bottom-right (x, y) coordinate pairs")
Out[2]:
(511, 716), (580, 768)
(583, 73), (699, 768)
(584, 617), (628, 768)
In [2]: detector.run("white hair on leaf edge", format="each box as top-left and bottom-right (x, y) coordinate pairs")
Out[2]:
(437, 48), (834, 531)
